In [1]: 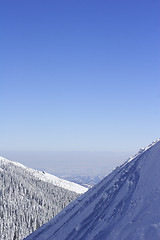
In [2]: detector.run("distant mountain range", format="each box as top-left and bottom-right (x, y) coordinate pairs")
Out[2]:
(60, 175), (104, 188)
(26, 139), (160, 240)
(0, 156), (87, 240)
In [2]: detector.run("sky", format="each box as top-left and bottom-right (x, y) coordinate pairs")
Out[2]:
(1, 1), (160, 174)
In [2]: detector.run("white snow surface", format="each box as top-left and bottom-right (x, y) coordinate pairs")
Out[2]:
(25, 139), (160, 240)
(0, 156), (87, 194)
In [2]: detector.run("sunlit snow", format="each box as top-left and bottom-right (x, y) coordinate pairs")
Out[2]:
(25, 139), (160, 240)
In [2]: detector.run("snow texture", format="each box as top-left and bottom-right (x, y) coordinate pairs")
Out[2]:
(0, 157), (87, 240)
(4, 158), (87, 194)
(25, 139), (160, 240)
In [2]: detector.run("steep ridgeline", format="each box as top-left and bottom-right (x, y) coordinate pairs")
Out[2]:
(0, 157), (87, 240)
(26, 139), (160, 240)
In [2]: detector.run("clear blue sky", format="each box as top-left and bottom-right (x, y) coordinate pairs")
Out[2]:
(1, 0), (160, 152)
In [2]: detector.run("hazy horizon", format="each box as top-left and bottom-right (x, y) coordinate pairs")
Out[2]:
(0, 150), (134, 177)
(1, 1), (160, 177)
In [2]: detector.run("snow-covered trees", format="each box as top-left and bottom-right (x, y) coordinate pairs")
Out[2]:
(0, 158), (79, 240)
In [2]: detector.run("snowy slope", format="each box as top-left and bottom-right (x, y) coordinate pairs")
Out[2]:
(0, 156), (87, 240)
(0, 157), (87, 194)
(25, 139), (160, 240)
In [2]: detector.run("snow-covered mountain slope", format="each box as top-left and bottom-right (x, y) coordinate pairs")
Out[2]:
(0, 156), (87, 240)
(0, 157), (87, 194)
(25, 139), (160, 240)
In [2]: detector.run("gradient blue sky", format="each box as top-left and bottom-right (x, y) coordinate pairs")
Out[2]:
(1, 0), (160, 153)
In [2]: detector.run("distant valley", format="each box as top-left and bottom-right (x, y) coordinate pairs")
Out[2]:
(60, 175), (105, 188)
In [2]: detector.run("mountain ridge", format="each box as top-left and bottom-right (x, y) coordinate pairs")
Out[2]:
(0, 156), (87, 194)
(0, 156), (87, 240)
(25, 139), (160, 240)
